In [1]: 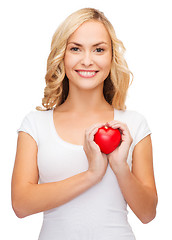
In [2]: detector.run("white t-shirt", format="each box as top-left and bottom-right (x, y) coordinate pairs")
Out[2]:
(17, 108), (151, 240)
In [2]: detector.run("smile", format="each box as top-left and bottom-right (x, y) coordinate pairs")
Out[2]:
(76, 70), (98, 78)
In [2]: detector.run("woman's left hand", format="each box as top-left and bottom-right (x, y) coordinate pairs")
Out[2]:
(107, 121), (133, 174)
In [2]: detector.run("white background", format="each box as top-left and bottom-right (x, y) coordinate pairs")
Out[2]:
(1, 0), (172, 239)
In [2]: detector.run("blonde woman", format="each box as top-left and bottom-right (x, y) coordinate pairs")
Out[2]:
(12, 8), (158, 240)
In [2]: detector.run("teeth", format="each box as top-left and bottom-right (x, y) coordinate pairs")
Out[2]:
(77, 71), (96, 77)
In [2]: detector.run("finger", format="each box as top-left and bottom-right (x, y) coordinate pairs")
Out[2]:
(85, 129), (101, 152)
(89, 127), (101, 141)
(110, 124), (133, 143)
(86, 126), (103, 145)
(109, 123), (131, 140)
(108, 122), (128, 131)
(85, 122), (105, 137)
(84, 124), (104, 148)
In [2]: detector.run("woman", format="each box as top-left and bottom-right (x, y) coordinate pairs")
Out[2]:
(12, 8), (158, 240)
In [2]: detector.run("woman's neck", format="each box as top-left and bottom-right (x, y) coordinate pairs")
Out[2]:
(60, 86), (112, 114)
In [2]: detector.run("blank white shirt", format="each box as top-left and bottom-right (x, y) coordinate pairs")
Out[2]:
(17, 108), (151, 240)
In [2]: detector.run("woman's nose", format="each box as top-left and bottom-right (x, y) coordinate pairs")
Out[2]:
(80, 52), (93, 66)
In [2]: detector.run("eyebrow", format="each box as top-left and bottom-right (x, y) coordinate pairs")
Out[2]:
(67, 41), (108, 47)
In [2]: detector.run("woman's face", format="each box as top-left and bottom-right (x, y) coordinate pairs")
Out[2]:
(64, 20), (112, 90)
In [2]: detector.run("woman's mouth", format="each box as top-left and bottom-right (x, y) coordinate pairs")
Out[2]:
(75, 70), (98, 78)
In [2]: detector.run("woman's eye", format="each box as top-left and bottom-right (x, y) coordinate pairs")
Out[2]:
(95, 48), (104, 53)
(70, 47), (80, 52)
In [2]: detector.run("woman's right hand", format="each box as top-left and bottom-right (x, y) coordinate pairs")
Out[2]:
(83, 123), (108, 183)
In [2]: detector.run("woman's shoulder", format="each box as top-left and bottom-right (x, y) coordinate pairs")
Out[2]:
(24, 108), (52, 118)
(114, 109), (151, 147)
(17, 109), (53, 144)
(20, 108), (53, 128)
(115, 108), (146, 123)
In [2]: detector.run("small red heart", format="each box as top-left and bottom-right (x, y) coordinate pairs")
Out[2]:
(94, 126), (121, 154)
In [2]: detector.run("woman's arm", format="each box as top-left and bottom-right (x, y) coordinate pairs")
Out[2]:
(114, 135), (157, 223)
(107, 121), (158, 224)
(11, 123), (108, 218)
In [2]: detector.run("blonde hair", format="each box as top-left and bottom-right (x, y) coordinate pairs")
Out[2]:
(36, 8), (133, 111)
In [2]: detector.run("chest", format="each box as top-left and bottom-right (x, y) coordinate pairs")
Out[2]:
(53, 110), (114, 145)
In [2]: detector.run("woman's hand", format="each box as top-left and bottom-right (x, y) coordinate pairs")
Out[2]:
(83, 123), (108, 183)
(106, 121), (133, 174)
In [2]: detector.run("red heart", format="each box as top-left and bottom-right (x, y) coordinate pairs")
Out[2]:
(94, 126), (121, 154)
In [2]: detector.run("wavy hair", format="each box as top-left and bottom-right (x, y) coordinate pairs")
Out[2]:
(36, 8), (133, 111)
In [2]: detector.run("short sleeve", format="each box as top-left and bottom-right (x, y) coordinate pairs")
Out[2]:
(133, 114), (151, 147)
(17, 111), (38, 146)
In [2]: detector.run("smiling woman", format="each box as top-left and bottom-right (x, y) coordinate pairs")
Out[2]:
(64, 20), (112, 91)
(12, 7), (157, 240)
(36, 8), (132, 110)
